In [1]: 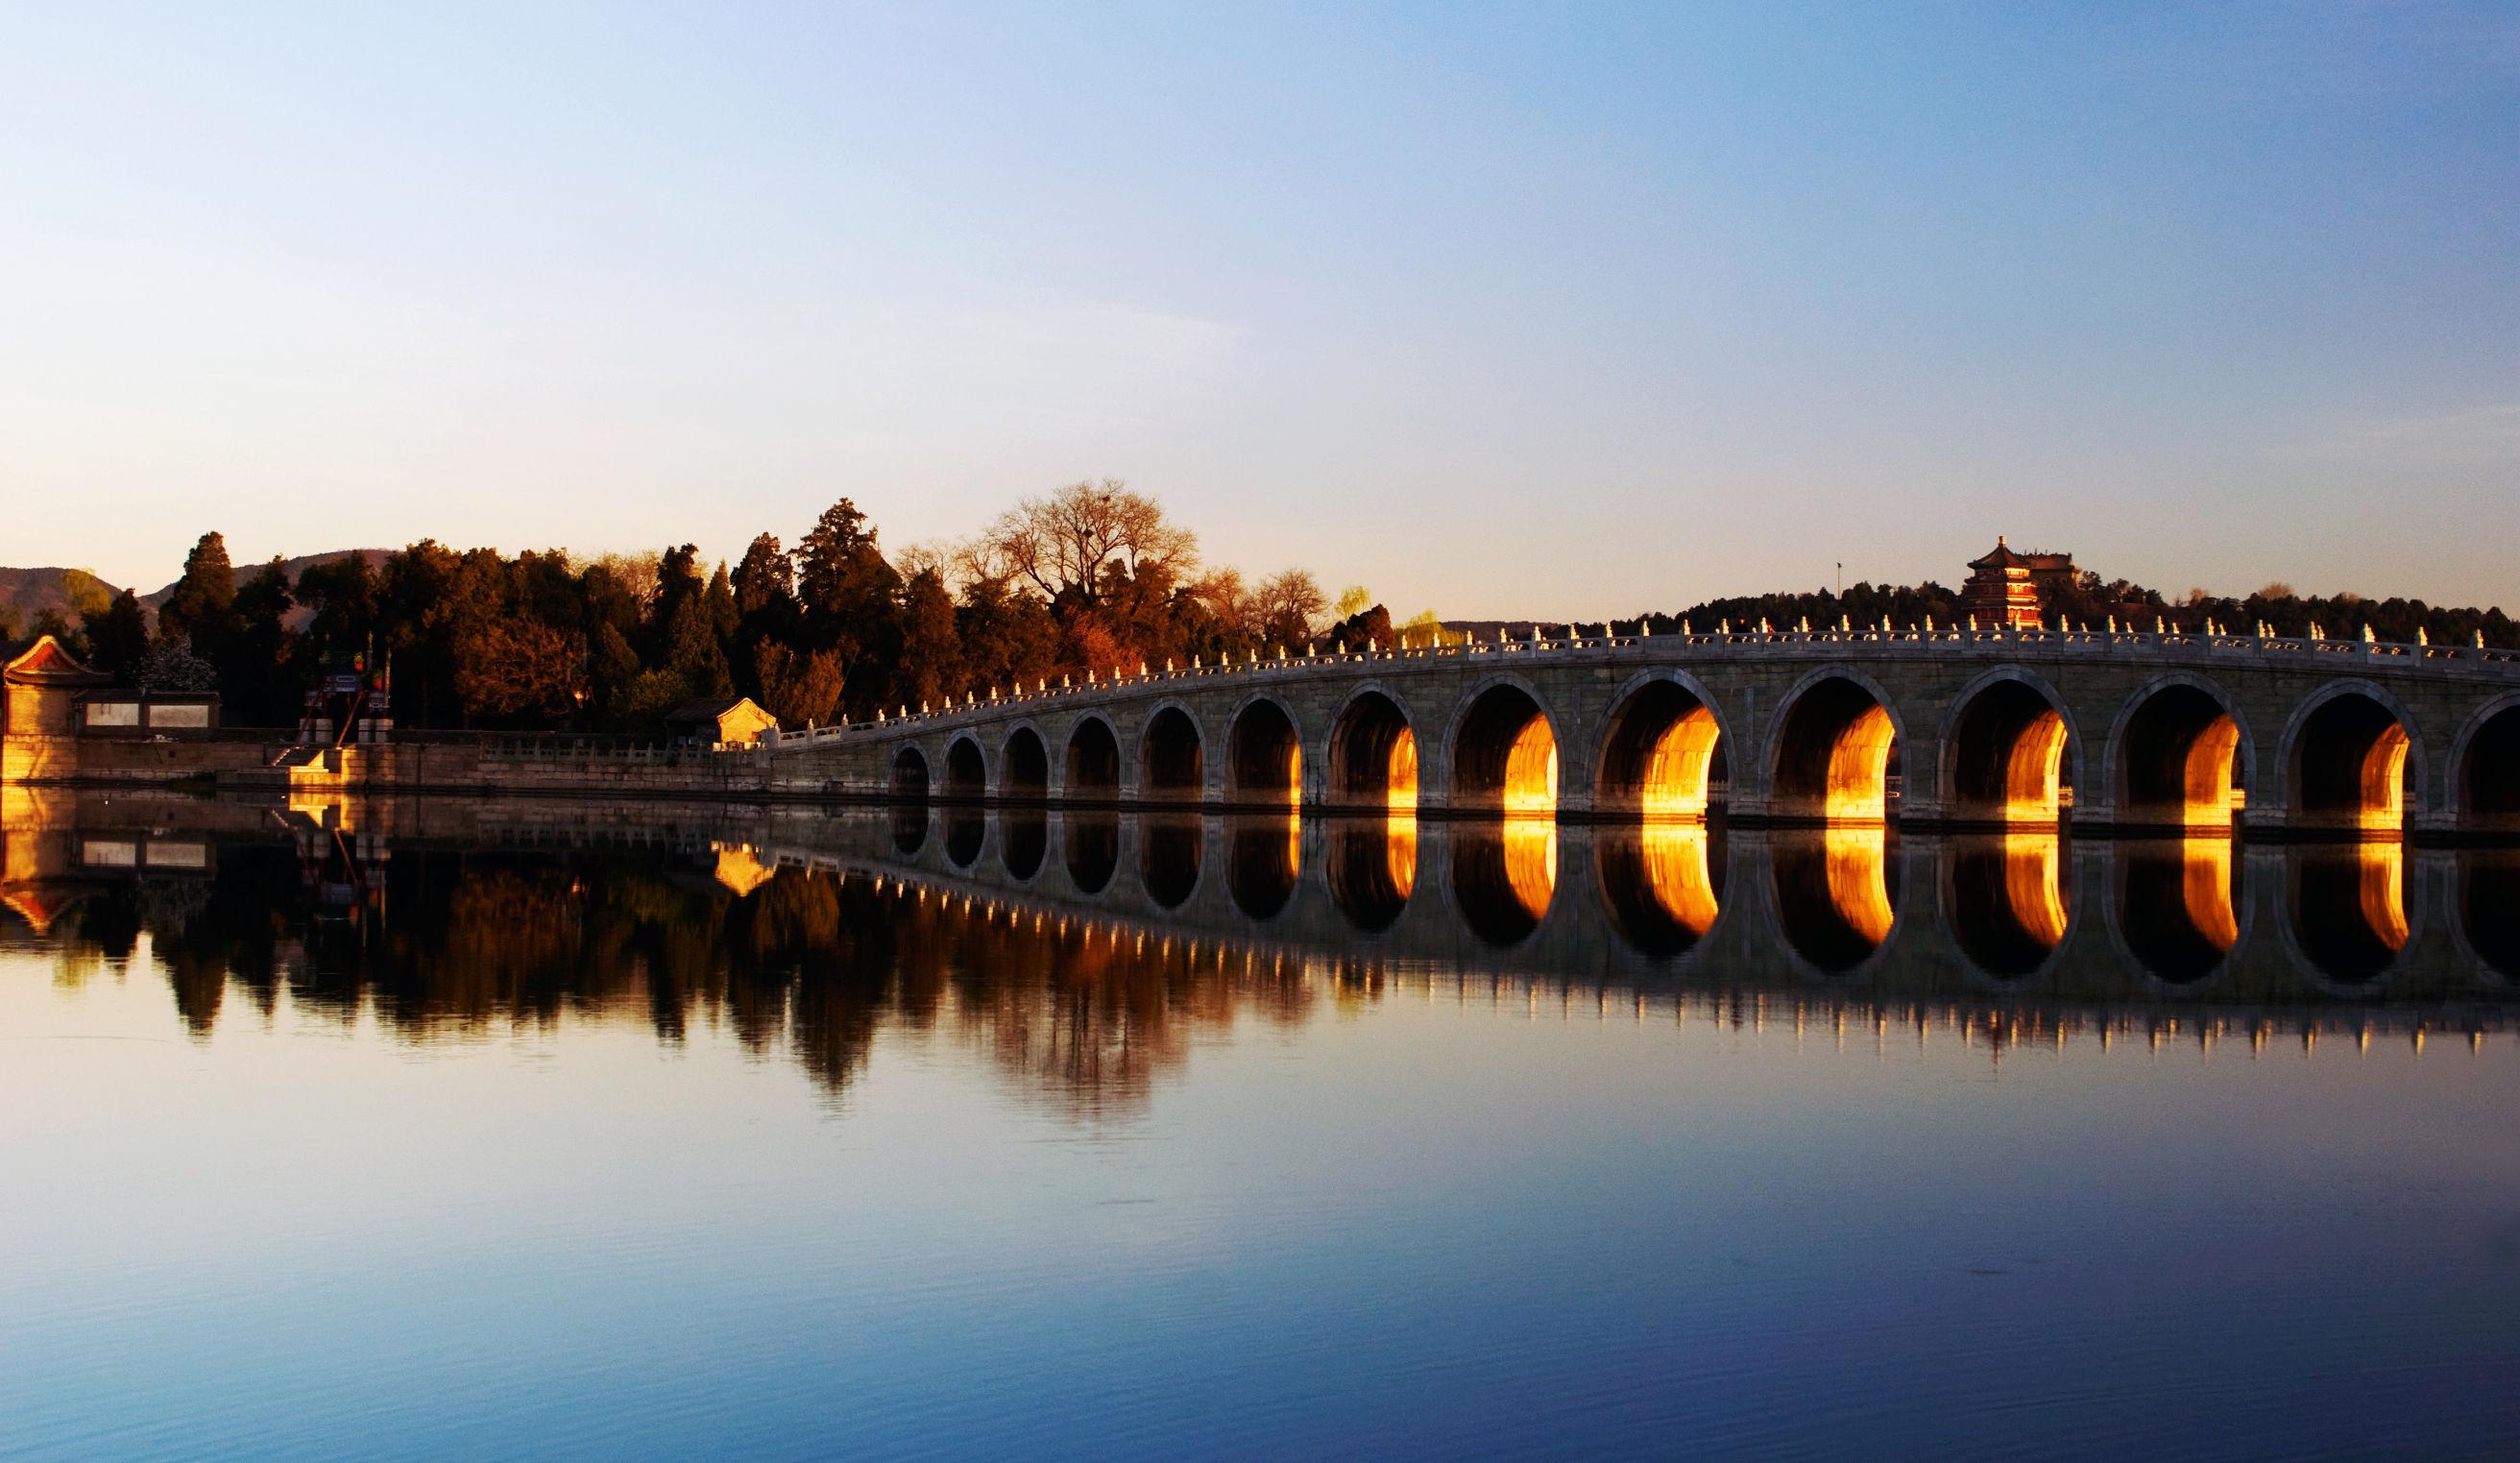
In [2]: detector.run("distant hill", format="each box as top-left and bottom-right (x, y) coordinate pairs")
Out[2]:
(139, 549), (394, 616)
(0, 549), (394, 638)
(0, 567), (122, 635)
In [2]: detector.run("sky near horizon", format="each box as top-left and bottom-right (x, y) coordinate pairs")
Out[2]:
(3, 3), (2514, 615)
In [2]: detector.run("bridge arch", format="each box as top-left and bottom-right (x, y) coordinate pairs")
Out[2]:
(1137, 700), (1207, 801)
(890, 744), (931, 799)
(2448, 692), (2520, 834)
(2103, 671), (2253, 829)
(1064, 714), (1123, 798)
(942, 735), (987, 798)
(999, 722), (1051, 799)
(1328, 683), (1419, 809)
(2278, 679), (2425, 833)
(1765, 667), (1906, 822)
(1937, 667), (2082, 824)
(1594, 669), (1731, 819)
(1225, 693), (1303, 805)
(1445, 673), (1560, 816)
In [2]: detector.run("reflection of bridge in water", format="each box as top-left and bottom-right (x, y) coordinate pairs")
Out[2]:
(787, 625), (2520, 837)
(5, 792), (2515, 1072)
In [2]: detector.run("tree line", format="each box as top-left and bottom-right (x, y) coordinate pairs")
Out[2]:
(29, 480), (1395, 731)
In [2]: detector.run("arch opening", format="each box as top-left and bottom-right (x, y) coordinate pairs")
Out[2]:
(2459, 704), (2520, 833)
(890, 745), (931, 800)
(1001, 810), (1048, 881)
(1598, 681), (1722, 819)
(2290, 843), (2409, 982)
(1950, 680), (2071, 823)
(2115, 837), (2240, 983)
(1227, 817), (1301, 920)
(2293, 694), (2412, 833)
(2119, 685), (2241, 828)
(1331, 692), (1418, 809)
(1773, 678), (1896, 822)
(1065, 719), (1121, 798)
(1329, 816), (1416, 932)
(944, 737), (987, 798)
(1228, 700), (1301, 805)
(1142, 707), (1205, 800)
(1772, 828), (1898, 971)
(1452, 685), (1557, 816)
(1452, 820), (1557, 945)
(1141, 818), (1202, 908)
(1597, 822), (1724, 958)
(1002, 727), (1050, 799)
(1947, 831), (2070, 978)
(1064, 814), (1119, 894)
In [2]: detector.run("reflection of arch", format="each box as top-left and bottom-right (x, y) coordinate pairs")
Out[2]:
(1000, 723), (1051, 798)
(1328, 816), (1416, 932)
(1001, 811), (1048, 882)
(890, 803), (927, 855)
(2108, 837), (2241, 985)
(1944, 832), (2072, 979)
(1226, 817), (1300, 920)
(1141, 820), (1202, 908)
(1595, 822), (1723, 958)
(943, 809), (984, 867)
(2457, 849), (2520, 977)
(1139, 703), (1205, 799)
(2448, 694), (2520, 833)
(2281, 842), (2411, 986)
(1595, 670), (1730, 819)
(1939, 668), (2078, 823)
(944, 736), (987, 798)
(1064, 814), (1120, 894)
(1450, 820), (1556, 945)
(1447, 675), (1558, 815)
(890, 745), (931, 799)
(1227, 695), (1303, 804)
(1065, 715), (1122, 797)
(1767, 669), (1903, 822)
(2280, 681), (2423, 833)
(1770, 828), (1899, 973)
(2106, 672), (2251, 828)
(1329, 686), (1418, 809)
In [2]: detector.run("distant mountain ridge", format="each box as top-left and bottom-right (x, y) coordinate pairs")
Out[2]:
(0, 549), (392, 635)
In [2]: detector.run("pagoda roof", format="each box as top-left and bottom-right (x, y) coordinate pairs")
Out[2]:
(1, 635), (110, 687)
(1968, 536), (2031, 571)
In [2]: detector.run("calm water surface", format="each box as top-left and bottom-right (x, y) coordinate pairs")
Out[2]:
(3, 795), (2517, 1460)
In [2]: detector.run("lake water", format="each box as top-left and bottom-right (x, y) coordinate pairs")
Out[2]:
(4, 792), (2517, 1460)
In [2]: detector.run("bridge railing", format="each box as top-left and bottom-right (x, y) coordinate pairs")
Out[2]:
(765, 622), (2520, 745)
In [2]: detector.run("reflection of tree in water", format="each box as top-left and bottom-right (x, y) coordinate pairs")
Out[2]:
(27, 843), (1312, 1110)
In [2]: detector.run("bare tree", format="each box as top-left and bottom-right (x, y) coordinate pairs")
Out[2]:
(1252, 568), (1328, 645)
(981, 478), (1198, 606)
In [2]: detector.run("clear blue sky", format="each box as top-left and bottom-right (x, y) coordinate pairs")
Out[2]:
(4, 3), (2513, 614)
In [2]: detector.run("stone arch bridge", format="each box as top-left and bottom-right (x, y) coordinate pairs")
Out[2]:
(770, 624), (2520, 837)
